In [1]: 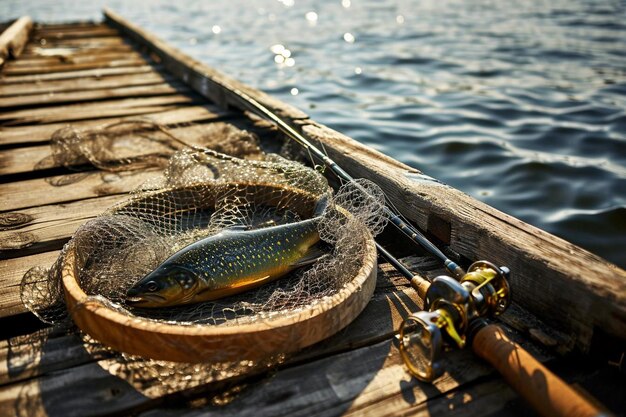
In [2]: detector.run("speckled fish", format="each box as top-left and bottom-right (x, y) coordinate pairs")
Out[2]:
(126, 198), (328, 308)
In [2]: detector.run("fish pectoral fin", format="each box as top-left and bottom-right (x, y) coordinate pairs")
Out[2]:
(291, 247), (327, 268)
(195, 275), (272, 298)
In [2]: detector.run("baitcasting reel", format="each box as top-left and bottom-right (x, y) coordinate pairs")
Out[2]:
(399, 261), (511, 381)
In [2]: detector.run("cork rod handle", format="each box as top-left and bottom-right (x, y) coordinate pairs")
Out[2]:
(472, 324), (607, 417)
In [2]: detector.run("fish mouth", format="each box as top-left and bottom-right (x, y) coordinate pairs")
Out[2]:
(125, 293), (167, 307)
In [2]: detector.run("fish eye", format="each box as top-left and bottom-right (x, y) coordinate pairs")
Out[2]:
(145, 281), (159, 292)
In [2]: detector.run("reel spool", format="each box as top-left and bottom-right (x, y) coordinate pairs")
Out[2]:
(399, 261), (511, 381)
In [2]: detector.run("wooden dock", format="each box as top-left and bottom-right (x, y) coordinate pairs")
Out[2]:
(0, 11), (624, 417)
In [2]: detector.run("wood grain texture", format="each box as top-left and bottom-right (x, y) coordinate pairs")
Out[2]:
(0, 71), (171, 96)
(0, 82), (190, 108)
(0, 169), (160, 212)
(0, 251), (60, 318)
(24, 36), (129, 50)
(473, 324), (601, 417)
(19, 44), (136, 61)
(0, 195), (125, 252)
(6, 50), (143, 68)
(0, 95), (194, 125)
(0, 65), (155, 84)
(0, 121), (241, 176)
(31, 26), (119, 40)
(0, 105), (230, 146)
(2, 56), (146, 75)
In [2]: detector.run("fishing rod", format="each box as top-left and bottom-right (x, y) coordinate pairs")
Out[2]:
(226, 86), (465, 279)
(221, 85), (608, 417)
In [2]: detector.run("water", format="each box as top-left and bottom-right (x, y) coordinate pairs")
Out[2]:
(3, 0), (625, 268)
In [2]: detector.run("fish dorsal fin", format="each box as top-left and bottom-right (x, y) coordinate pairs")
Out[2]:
(290, 246), (327, 268)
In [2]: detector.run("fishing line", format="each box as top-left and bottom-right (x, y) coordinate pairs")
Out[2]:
(226, 86), (464, 278)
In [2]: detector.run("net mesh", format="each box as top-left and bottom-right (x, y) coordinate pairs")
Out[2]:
(19, 120), (387, 400)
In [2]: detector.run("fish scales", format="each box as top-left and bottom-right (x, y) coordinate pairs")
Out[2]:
(126, 217), (324, 308)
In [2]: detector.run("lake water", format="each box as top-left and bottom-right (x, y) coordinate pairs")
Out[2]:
(3, 0), (625, 267)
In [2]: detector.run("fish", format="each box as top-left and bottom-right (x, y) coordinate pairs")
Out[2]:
(126, 197), (328, 308)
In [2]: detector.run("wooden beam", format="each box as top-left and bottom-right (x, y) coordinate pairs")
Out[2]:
(0, 121), (252, 177)
(19, 44), (136, 60)
(0, 95), (194, 125)
(31, 27), (119, 40)
(2, 56), (146, 75)
(24, 36), (129, 50)
(0, 105), (231, 146)
(0, 65), (155, 84)
(7, 50), (143, 68)
(0, 195), (124, 252)
(0, 17), (33, 66)
(0, 169), (160, 212)
(0, 71), (172, 97)
(0, 82), (190, 109)
(0, 250), (60, 319)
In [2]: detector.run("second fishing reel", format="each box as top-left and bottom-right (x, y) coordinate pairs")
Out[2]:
(399, 261), (511, 381)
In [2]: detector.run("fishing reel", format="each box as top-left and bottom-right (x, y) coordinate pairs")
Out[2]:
(399, 261), (511, 381)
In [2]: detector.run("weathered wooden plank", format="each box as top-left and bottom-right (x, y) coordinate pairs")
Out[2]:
(138, 379), (523, 417)
(0, 169), (159, 212)
(25, 36), (129, 50)
(0, 105), (230, 146)
(0, 71), (171, 96)
(0, 65), (155, 84)
(0, 82), (190, 109)
(34, 24), (111, 32)
(344, 377), (521, 417)
(7, 50), (143, 68)
(0, 251), (60, 319)
(33, 22), (101, 31)
(302, 123), (626, 354)
(32, 27), (119, 40)
(0, 95), (194, 125)
(0, 121), (246, 177)
(0, 194), (124, 252)
(0, 17), (33, 66)
(2, 56), (146, 75)
(104, 9), (308, 121)
(0, 328), (530, 417)
(19, 44), (136, 61)
(0, 145), (48, 175)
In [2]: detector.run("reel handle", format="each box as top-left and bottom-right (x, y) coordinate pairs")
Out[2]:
(472, 324), (608, 417)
